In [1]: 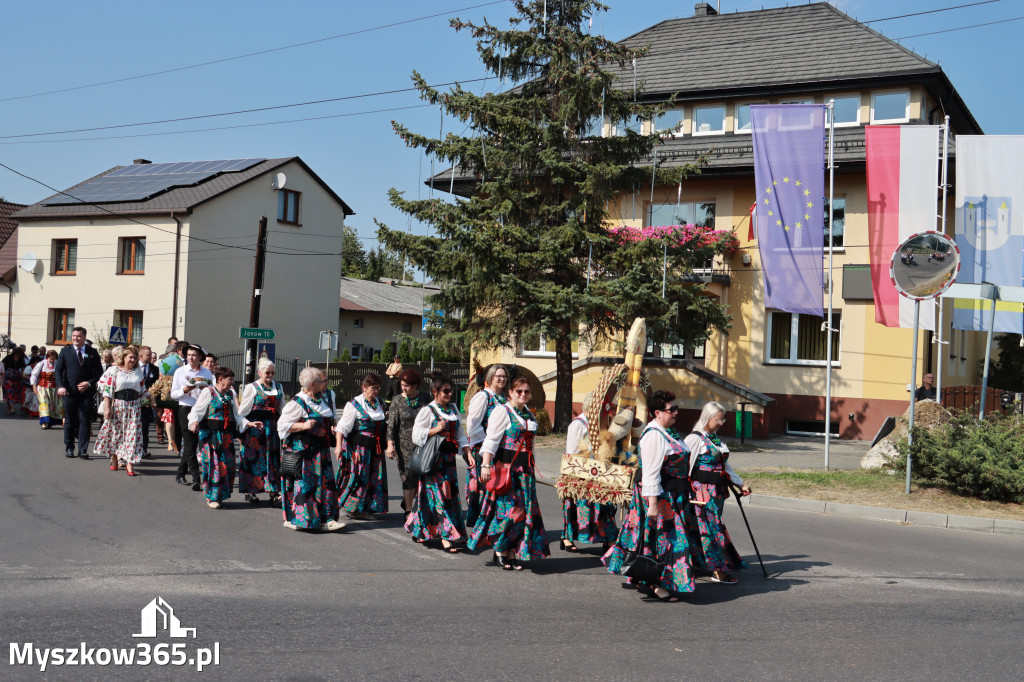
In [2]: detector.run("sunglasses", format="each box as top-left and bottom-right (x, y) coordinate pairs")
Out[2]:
(513, 389), (531, 396)
(439, 388), (453, 394)
(660, 406), (679, 414)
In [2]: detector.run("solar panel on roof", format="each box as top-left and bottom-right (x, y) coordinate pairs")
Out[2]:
(45, 158), (267, 205)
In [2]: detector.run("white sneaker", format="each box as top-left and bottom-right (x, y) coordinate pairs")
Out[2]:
(283, 521), (297, 530)
(323, 520), (348, 532)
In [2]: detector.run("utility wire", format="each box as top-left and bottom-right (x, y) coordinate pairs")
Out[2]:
(0, 1), (510, 103)
(894, 14), (1023, 39)
(863, 0), (1003, 23)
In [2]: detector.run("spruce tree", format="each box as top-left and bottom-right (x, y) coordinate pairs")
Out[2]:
(378, 0), (735, 429)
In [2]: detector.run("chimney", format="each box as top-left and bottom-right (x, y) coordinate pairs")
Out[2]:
(133, 158), (152, 165)
(694, 2), (717, 17)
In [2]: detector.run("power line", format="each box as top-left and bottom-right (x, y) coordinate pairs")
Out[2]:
(0, 78), (490, 140)
(863, 0), (1003, 23)
(0, 1), (510, 103)
(0, 104), (434, 146)
(894, 14), (1024, 39)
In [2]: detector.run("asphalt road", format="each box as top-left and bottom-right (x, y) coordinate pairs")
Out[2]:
(1, 412), (1022, 681)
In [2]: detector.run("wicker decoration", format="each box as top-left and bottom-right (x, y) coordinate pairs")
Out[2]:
(556, 454), (638, 505)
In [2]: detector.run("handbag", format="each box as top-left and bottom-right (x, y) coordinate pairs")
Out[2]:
(280, 445), (311, 479)
(485, 437), (527, 496)
(408, 433), (445, 475)
(619, 519), (666, 586)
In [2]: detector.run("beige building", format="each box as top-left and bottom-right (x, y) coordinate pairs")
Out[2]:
(469, 3), (991, 439)
(337, 277), (432, 360)
(11, 157), (353, 361)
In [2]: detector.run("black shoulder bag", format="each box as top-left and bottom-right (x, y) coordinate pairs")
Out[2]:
(407, 406), (454, 475)
(618, 519), (666, 586)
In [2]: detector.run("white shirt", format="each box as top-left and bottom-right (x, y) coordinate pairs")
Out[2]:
(30, 359), (55, 386)
(466, 387), (503, 446)
(412, 401), (469, 448)
(187, 387), (251, 431)
(334, 394), (385, 437)
(638, 421), (686, 497)
(565, 414), (588, 454)
(237, 381), (280, 416)
(170, 364), (214, 406)
(481, 404), (537, 456)
(100, 368), (147, 396)
(277, 390), (336, 442)
(684, 430), (742, 487)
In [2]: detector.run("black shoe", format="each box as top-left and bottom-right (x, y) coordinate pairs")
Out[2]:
(78, 452), (89, 460)
(141, 452), (152, 459)
(65, 451), (75, 458)
(191, 481), (202, 491)
(175, 475), (189, 486)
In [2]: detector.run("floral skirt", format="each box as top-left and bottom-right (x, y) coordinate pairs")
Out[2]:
(238, 423), (280, 495)
(197, 427), (236, 503)
(94, 399), (144, 464)
(684, 481), (746, 574)
(464, 443), (485, 527)
(159, 408), (176, 424)
(337, 441), (388, 514)
(3, 370), (25, 405)
(562, 498), (619, 544)
(468, 466), (550, 561)
(405, 450), (467, 542)
(603, 484), (695, 593)
(282, 447), (339, 529)
(37, 386), (63, 424)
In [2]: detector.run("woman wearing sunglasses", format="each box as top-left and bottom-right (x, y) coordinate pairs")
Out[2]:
(469, 376), (550, 570)
(683, 401), (749, 584)
(603, 390), (694, 602)
(405, 373), (469, 552)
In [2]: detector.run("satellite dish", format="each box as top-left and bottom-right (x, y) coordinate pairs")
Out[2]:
(272, 172), (287, 190)
(19, 253), (40, 274)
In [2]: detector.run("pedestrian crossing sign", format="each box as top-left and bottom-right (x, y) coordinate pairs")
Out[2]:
(109, 326), (129, 345)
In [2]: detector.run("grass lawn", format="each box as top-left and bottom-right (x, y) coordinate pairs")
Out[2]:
(740, 469), (1024, 521)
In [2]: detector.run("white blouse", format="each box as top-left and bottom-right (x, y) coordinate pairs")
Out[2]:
(481, 404), (537, 456)
(565, 414), (588, 454)
(237, 381), (281, 416)
(276, 390), (336, 442)
(99, 368), (148, 399)
(466, 388), (502, 446)
(411, 401), (469, 448)
(187, 387), (251, 431)
(30, 360), (56, 386)
(638, 421), (686, 497)
(684, 430), (743, 487)
(334, 394), (385, 437)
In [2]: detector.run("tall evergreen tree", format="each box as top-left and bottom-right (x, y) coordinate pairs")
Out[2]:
(341, 225), (368, 278)
(378, 0), (735, 429)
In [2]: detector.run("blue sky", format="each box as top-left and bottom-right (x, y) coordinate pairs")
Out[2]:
(1, 0), (1020, 252)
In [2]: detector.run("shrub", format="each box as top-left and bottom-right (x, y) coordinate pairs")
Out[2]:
(894, 410), (1024, 502)
(380, 341), (395, 364)
(339, 348), (352, 362)
(371, 352), (382, 363)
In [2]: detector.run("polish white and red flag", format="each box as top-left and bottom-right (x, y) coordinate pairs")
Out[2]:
(865, 125), (940, 329)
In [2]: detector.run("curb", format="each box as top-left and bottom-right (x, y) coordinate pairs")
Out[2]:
(537, 466), (1024, 537)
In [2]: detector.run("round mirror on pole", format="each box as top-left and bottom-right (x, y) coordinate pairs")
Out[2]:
(889, 231), (961, 300)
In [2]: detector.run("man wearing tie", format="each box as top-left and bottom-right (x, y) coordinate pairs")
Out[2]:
(54, 327), (103, 459)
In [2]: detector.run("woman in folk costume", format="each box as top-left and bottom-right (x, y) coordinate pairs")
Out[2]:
(335, 373), (388, 520)
(603, 390), (694, 602)
(464, 364), (509, 527)
(2, 346), (28, 416)
(683, 402), (750, 584)
(385, 368), (432, 518)
(237, 359), (284, 506)
(469, 376), (549, 570)
(31, 350), (64, 429)
(277, 368), (345, 532)
(560, 392), (619, 552)
(94, 346), (148, 476)
(405, 373), (469, 552)
(188, 367), (260, 509)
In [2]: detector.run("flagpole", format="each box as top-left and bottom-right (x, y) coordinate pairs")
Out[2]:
(825, 101), (836, 471)
(935, 117), (951, 400)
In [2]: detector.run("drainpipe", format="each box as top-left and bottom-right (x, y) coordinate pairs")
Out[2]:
(171, 213), (182, 337)
(0, 279), (12, 337)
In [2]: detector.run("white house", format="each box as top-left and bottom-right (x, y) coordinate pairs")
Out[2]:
(337, 277), (433, 360)
(11, 157), (353, 361)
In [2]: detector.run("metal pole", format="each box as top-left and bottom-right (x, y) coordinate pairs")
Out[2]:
(979, 296), (998, 420)
(246, 216), (268, 384)
(936, 117), (950, 400)
(825, 102), (836, 471)
(907, 300), (921, 494)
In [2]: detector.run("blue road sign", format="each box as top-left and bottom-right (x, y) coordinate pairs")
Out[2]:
(109, 326), (129, 345)
(257, 342), (276, 364)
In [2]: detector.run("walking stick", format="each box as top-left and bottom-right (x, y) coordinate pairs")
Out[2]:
(730, 484), (769, 578)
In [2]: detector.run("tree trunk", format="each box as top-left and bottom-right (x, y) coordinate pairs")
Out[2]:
(554, 335), (574, 432)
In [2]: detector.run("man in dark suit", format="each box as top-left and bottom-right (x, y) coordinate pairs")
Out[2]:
(138, 345), (160, 458)
(54, 327), (103, 458)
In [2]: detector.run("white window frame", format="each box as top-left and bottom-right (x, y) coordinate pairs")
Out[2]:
(870, 90), (910, 124)
(766, 310), (841, 367)
(612, 114), (645, 137)
(518, 333), (579, 359)
(653, 107), (684, 137)
(733, 101), (766, 134)
(692, 104), (726, 136)
(352, 318), (363, 328)
(828, 94), (861, 127)
(824, 195), (846, 251)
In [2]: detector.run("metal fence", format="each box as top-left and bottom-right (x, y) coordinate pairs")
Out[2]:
(213, 351), (302, 397)
(307, 361), (469, 404)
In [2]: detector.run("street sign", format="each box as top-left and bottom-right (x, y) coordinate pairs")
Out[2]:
(257, 342), (276, 364)
(318, 331), (338, 351)
(422, 308), (444, 333)
(109, 326), (129, 345)
(240, 327), (276, 340)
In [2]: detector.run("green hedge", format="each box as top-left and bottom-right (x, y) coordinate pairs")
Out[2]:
(894, 411), (1024, 502)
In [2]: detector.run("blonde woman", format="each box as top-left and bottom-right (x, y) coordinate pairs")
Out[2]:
(94, 345), (148, 476)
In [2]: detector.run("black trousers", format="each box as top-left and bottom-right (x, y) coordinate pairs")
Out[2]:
(176, 405), (199, 480)
(141, 407), (154, 453)
(63, 393), (93, 455)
